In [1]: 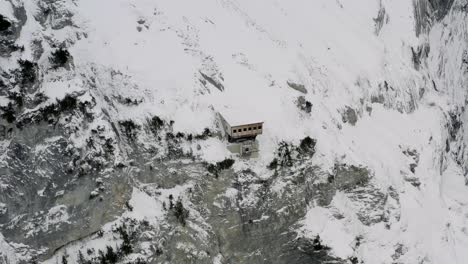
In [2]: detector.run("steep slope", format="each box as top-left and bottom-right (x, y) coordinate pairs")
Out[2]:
(0, 0), (467, 263)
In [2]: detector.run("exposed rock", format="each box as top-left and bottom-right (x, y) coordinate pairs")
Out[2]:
(182, 163), (343, 263)
(404, 176), (421, 187)
(297, 96), (312, 113)
(310, 164), (370, 206)
(199, 71), (224, 92)
(403, 148), (420, 173)
(0, 15), (12, 32)
(0, 0), (467, 263)
(341, 106), (358, 126)
(0, 4), (26, 57)
(373, 3), (388, 35)
(413, 0), (455, 36)
(49, 48), (72, 69)
(287, 81), (307, 94)
(309, 164), (397, 226)
(346, 186), (388, 225)
(0, 122), (132, 260)
(411, 44), (430, 70)
(36, 0), (75, 30)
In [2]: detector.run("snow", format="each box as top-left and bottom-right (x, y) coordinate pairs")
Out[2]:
(300, 203), (356, 259)
(70, 0), (397, 142)
(65, 0), (468, 261)
(219, 108), (263, 127)
(325, 105), (444, 190)
(45, 205), (70, 226)
(0, 96), (9, 107)
(299, 103), (468, 263)
(42, 78), (85, 102)
(0, 233), (19, 264)
(0, 1), (15, 21)
(2, 0), (468, 263)
(124, 188), (164, 224)
(191, 137), (229, 163)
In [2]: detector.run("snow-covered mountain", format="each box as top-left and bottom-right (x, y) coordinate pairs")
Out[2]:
(1, 0), (468, 263)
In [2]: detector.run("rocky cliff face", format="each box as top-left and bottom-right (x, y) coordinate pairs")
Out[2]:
(1, 0), (467, 263)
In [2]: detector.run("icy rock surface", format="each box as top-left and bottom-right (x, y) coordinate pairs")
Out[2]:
(1, 0), (468, 263)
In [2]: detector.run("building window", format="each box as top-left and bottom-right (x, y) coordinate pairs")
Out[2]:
(248, 127), (252, 131)
(233, 129), (237, 133)
(258, 125), (262, 130)
(243, 128), (247, 131)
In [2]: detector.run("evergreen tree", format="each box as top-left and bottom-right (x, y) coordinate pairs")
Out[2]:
(77, 250), (87, 264)
(174, 200), (189, 226)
